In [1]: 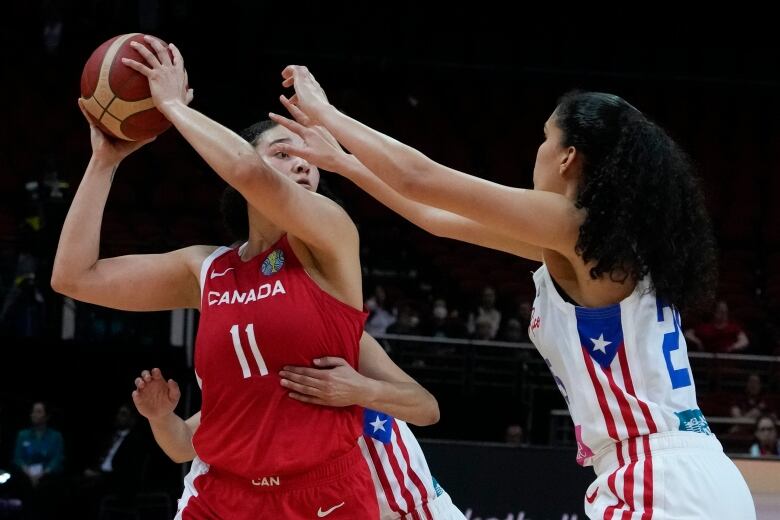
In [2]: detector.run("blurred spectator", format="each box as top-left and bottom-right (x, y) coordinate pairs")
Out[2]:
(473, 316), (495, 341)
(72, 403), (148, 517)
(0, 251), (45, 337)
(12, 401), (65, 519)
(731, 373), (774, 422)
(749, 415), (780, 457)
(499, 297), (532, 342)
(517, 301), (532, 329)
(386, 304), (420, 335)
(40, 0), (64, 55)
(500, 318), (527, 342)
(365, 285), (396, 336)
(421, 298), (467, 338)
(467, 286), (501, 340)
(504, 424), (525, 446)
(12, 402), (63, 486)
(684, 300), (749, 353)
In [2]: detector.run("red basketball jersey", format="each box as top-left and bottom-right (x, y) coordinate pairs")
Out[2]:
(193, 235), (367, 480)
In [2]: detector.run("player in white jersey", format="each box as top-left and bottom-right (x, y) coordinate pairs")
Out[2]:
(131, 363), (465, 520)
(360, 409), (464, 520)
(271, 68), (756, 519)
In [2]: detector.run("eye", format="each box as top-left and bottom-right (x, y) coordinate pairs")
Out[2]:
(274, 151), (289, 159)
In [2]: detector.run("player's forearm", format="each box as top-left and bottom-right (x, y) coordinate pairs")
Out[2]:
(158, 100), (277, 196)
(360, 379), (440, 427)
(318, 106), (434, 199)
(51, 156), (116, 295)
(148, 413), (197, 463)
(339, 155), (448, 236)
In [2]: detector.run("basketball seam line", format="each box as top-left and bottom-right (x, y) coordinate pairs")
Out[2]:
(99, 95), (119, 123)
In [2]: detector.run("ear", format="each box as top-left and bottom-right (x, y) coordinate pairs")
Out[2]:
(559, 146), (581, 178)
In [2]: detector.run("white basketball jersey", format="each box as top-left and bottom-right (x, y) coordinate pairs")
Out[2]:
(358, 409), (444, 520)
(529, 264), (711, 467)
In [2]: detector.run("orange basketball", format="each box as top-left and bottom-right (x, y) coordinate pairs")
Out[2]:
(80, 33), (173, 141)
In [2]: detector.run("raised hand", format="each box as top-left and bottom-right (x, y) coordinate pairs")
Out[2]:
(131, 367), (181, 421)
(121, 36), (193, 112)
(280, 65), (331, 124)
(78, 99), (155, 164)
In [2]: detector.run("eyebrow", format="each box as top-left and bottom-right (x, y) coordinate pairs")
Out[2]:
(268, 137), (292, 146)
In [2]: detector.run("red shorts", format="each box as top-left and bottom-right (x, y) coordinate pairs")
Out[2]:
(178, 446), (379, 519)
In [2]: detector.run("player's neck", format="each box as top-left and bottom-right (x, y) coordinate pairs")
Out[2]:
(243, 216), (284, 261)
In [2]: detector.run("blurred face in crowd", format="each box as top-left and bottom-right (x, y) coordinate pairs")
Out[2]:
(714, 300), (729, 324)
(115, 404), (135, 430)
(746, 374), (761, 397)
(432, 299), (448, 320)
(30, 402), (48, 428)
(755, 417), (777, 449)
(481, 287), (496, 309)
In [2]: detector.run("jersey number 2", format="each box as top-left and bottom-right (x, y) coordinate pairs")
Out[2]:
(229, 324), (269, 378)
(658, 303), (692, 389)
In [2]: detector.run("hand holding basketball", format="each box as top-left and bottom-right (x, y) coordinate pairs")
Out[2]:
(78, 98), (155, 165)
(122, 36), (193, 115)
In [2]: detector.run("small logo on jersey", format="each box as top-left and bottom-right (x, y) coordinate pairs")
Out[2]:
(575, 425), (595, 466)
(576, 309), (625, 369)
(210, 267), (234, 279)
(364, 409), (393, 443)
(317, 502), (345, 517)
(251, 476), (280, 486)
(586, 486), (599, 504)
(675, 409), (711, 435)
(583, 331), (622, 368)
(531, 315), (541, 332)
(261, 249), (285, 276)
(432, 477), (445, 497)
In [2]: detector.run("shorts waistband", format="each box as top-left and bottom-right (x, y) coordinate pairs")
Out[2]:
(593, 431), (723, 475)
(208, 445), (364, 492)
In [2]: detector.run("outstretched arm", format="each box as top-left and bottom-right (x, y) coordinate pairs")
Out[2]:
(278, 65), (581, 255)
(269, 101), (542, 261)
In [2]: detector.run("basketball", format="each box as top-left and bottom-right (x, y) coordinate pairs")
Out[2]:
(80, 33), (173, 141)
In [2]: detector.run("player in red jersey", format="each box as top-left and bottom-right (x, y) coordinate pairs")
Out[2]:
(52, 37), (438, 519)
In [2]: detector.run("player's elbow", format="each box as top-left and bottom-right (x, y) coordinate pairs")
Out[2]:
(50, 268), (76, 297)
(425, 403), (441, 426)
(228, 149), (269, 191)
(169, 452), (195, 464)
(415, 393), (440, 427)
(392, 167), (425, 199)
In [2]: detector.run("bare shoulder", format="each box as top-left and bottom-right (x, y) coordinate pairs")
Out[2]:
(178, 245), (225, 276)
(304, 192), (359, 250)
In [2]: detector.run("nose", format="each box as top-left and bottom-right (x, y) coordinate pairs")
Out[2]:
(292, 156), (310, 175)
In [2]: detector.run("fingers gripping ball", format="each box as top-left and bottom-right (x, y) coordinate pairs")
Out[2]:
(80, 33), (174, 141)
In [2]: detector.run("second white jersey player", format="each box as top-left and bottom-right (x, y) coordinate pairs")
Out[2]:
(530, 264), (755, 519)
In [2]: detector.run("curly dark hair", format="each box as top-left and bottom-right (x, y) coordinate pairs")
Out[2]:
(554, 91), (717, 313)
